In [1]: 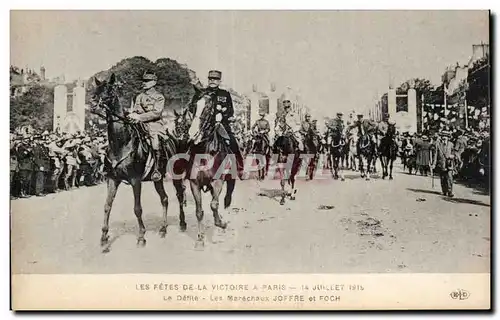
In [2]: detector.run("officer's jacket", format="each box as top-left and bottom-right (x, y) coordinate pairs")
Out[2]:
(252, 119), (270, 133)
(131, 88), (166, 132)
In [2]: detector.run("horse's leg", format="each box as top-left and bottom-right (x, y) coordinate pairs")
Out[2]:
(190, 180), (204, 248)
(101, 178), (121, 250)
(280, 169), (286, 205)
(389, 158), (394, 180)
(131, 180), (146, 247)
(359, 156), (365, 178)
(211, 180), (227, 229)
(173, 179), (187, 232)
(154, 180), (169, 238)
(224, 179), (235, 210)
(366, 157), (371, 181)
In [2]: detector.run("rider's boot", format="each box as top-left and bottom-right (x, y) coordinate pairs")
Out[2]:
(151, 149), (162, 182)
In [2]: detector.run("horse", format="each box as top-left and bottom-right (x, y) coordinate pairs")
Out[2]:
(272, 133), (302, 205)
(357, 132), (377, 180)
(183, 90), (236, 249)
(89, 73), (187, 251)
(328, 128), (346, 181)
(250, 132), (271, 180)
(379, 124), (398, 180)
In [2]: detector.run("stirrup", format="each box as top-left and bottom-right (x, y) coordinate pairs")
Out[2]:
(151, 170), (162, 181)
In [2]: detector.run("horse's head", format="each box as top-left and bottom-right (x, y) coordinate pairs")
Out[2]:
(89, 73), (120, 115)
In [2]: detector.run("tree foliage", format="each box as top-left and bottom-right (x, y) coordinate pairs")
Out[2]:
(10, 84), (55, 132)
(86, 56), (195, 110)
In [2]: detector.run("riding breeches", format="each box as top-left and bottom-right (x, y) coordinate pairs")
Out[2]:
(150, 133), (160, 150)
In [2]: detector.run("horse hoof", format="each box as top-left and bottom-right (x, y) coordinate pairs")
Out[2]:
(334, 176), (338, 180)
(183, 200), (187, 207)
(341, 178), (345, 181)
(215, 221), (228, 230)
(290, 196), (296, 201)
(180, 223), (187, 232)
(137, 238), (146, 247)
(280, 199), (285, 205)
(100, 236), (109, 247)
(389, 176), (393, 180)
(382, 176), (385, 180)
(366, 177), (370, 181)
(194, 240), (205, 250)
(102, 246), (110, 254)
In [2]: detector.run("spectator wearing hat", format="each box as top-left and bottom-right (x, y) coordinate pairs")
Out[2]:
(416, 135), (431, 176)
(32, 137), (50, 196)
(431, 131), (455, 197)
(453, 129), (468, 174)
(17, 138), (34, 198)
(127, 71), (166, 181)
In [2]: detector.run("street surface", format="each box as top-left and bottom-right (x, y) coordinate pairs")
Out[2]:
(11, 162), (490, 274)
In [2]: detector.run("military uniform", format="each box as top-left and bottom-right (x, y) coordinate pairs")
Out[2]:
(17, 141), (34, 197)
(129, 72), (166, 181)
(252, 116), (271, 146)
(274, 108), (302, 146)
(32, 140), (50, 196)
(190, 70), (245, 178)
(130, 88), (166, 149)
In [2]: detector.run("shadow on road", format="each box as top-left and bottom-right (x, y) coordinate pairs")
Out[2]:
(257, 188), (284, 203)
(442, 197), (490, 207)
(406, 188), (443, 196)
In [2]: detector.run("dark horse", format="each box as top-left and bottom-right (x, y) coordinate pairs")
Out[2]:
(357, 132), (377, 180)
(272, 133), (302, 205)
(250, 132), (271, 180)
(183, 91), (236, 249)
(328, 128), (346, 181)
(90, 74), (186, 252)
(379, 124), (398, 180)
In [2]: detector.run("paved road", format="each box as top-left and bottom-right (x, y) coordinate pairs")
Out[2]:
(11, 163), (490, 274)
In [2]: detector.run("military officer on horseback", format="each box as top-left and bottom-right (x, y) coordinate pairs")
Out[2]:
(127, 72), (166, 181)
(349, 112), (377, 143)
(252, 111), (271, 147)
(274, 98), (303, 150)
(188, 70), (245, 179)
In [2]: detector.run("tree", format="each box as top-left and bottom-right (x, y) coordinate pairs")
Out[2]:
(10, 84), (55, 132)
(86, 56), (194, 109)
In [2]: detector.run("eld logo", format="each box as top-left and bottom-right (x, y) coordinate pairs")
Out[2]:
(450, 289), (470, 300)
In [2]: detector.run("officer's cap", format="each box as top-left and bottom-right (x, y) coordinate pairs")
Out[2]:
(337, 112), (343, 116)
(422, 135), (429, 141)
(142, 72), (158, 81)
(440, 131), (451, 137)
(357, 113), (363, 117)
(388, 119), (396, 125)
(305, 113), (311, 117)
(208, 70), (222, 79)
(259, 111), (266, 116)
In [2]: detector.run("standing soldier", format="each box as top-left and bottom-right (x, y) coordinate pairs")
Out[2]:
(17, 136), (34, 198)
(127, 72), (166, 182)
(251, 111), (271, 148)
(32, 135), (49, 196)
(431, 131), (455, 197)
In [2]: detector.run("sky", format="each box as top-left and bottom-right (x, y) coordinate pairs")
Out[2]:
(10, 10), (489, 118)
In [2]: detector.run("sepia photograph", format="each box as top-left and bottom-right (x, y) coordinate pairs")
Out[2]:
(9, 9), (491, 310)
